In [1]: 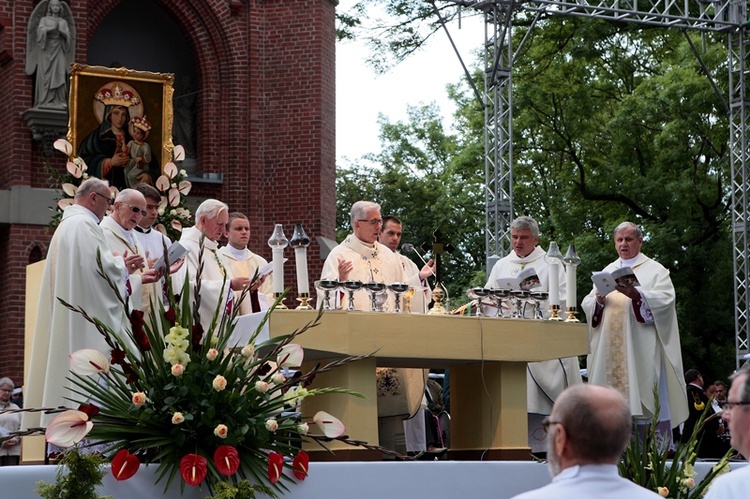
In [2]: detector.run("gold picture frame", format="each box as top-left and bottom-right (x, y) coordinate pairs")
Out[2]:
(67, 64), (175, 190)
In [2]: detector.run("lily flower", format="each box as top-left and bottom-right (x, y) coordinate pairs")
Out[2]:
(70, 349), (110, 376)
(111, 449), (140, 480)
(313, 411), (346, 438)
(277, 344), (304, 367)
(267, 452), (284, 484)
(180, 454), (207, 486)
(213, 446), (240, 476)
(45, 410), (94, 448)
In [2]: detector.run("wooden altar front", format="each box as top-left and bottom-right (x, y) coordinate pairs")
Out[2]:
(269, 310), (588, 461)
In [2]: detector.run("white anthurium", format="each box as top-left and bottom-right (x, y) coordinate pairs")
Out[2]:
(155, 175), (170, 192)
(173, 144), (185, 161)
(164, 161), (178, 179)
(158, 196), (168, 210)
(57, 198), (74, 210)
(61, 183), (77, 197)
(277, 344), (304, 367)
(171, 219), (183, 232)
(155, 223), (168, 236)
(178, 180), (192, 196)
(313, 411), (346, 438)
(45, 410), (94, 448)
(168, 187), (181, 207)
(54, 138), (73, 157)
(66, 161), (83, 179)
(70, 348), (110, 375)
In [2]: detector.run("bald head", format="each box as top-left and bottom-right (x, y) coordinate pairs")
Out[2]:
(552, 384), (632, 464)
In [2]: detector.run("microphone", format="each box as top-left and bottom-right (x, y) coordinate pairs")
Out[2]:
(401, 243), (436, 278)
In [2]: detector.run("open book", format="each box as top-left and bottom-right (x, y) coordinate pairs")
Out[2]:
(494, 266), (542, 291)
(153, 242), (188, 272)
(591, 266), (640, 296)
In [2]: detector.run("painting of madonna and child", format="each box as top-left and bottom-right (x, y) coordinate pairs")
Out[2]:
(67, 64), (175, 190)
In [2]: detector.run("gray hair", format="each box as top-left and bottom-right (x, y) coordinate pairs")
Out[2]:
(614, 221), (643, 239)
(350, 201), (381, 228)
(115, 188), (145, 204)
(0, 377), (15, 390)
(510, 216), (539, 238)
(556, 385), (632, 462)
(195, 199), (229, 222)
(75, 178), (110, 199)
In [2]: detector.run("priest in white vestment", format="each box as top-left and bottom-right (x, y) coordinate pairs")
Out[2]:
(24, 179), (159, 428)
(379, 216), (434, 314)
(100, 189), (156, 313)
(173, 199), (252, 332)
(582, 221), (688, 429)
(218, 212), (272, 315)
(320, 201), (406, 311)
(484, 216), (582, 452)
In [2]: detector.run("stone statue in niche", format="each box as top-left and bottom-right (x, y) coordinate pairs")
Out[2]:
(25, 0), (76, 109)
(172, 76), (197, 159)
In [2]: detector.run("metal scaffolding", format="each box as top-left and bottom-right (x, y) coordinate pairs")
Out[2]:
(444, 0), (750, 366)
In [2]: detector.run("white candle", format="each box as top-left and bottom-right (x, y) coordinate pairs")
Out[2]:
(294, 246), (309, 295)
(272, 248), (284, 294)
(548, 262), (560, 307)
(566, 263), (577, 309)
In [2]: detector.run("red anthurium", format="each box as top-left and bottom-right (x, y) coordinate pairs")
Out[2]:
(77, 403), (100, 419)
(292, 451), (309, 481)
(111, 449), (140, 480)
(180, 454), (207, 486)
(267, 452), (284, 484)
(213, 445), (240, 476)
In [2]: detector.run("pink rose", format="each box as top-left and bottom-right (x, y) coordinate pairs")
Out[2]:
(172, 412), (185, 424)
(265, 418), (278, 432)
(214, 424), (228, 439)
(171, 364), (185, 377)
(206, 348), (219, 361)
(213, 375), (227, 391)
(255, 381), (269, 393)
(132, 392), (147, 408)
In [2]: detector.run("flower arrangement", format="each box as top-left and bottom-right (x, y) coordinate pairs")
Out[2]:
(42, 246), (368, 495)
(618, 392), (735, 498)
(46, 139), (193, 240)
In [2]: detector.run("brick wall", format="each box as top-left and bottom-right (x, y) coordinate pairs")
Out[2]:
(0, 0), (336, 382)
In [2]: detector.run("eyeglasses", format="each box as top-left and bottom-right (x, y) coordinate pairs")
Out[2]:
(723, 400), (750, 411)
(94, 192), (114, 206)
(541, 417), (563, 434)
(122, 203), (145, 216)
(357, 218), (383, 226)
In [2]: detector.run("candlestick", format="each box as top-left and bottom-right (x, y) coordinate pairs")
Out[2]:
(289, 224), (311, 304)
(563, 244), (581, 323)
(267, 224), (288, 309)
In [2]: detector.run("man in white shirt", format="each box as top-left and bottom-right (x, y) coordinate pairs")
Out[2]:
(512, 384), (660, 499)
(379, 216), (434, 313)
(705, 366), (750, 498)
(133, 183), (172, 266)
(24, 178), (159, 429)
(218, 212), (272, 314)
(582, 222), (688, 433)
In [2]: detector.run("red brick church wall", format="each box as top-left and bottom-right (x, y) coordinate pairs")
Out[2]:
(0, 0), (336, 383)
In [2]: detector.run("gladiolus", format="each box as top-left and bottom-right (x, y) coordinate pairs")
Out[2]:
(313, 411), (346, 438)
(206, 348), (219, 361)
(172, 412), (185, 424)
(292, 451), (309, 480)
(45, 410), (94, 448)
(70, 349), (110, 375)
(132, 392), (146, 408)
(213, 445), (240, 476)
(267, 452), (284, 484)
(277, 344), (304, 367)
(180, 454), (207, 486)
(265, 418), (278, 432)
(213, 375), (227, 391)
(111, 449), (140, 480)
(214, 424), (228, 438)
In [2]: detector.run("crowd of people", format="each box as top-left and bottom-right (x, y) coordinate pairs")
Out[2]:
(6, 186), (750, 496)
